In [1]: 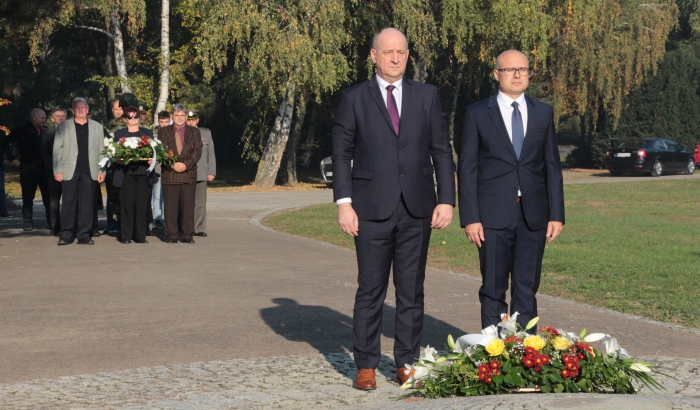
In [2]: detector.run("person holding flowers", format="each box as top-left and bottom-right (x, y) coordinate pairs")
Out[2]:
(111, 106), (157, 244)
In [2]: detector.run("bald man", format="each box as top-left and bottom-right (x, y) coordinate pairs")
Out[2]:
(332, 27), (455, 390)
(2, 108), (51, 231)
(457, 50), (564, 332)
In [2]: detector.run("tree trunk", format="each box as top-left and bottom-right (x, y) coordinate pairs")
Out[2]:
(448, 66), (463, 164)
(110, 7), (132, 93)
(104, 37), (116, 103)
(154, 0), (170, 124)
(284, 96), (307, 184)
(411, 54), (428, 83)
(301, 101), (317, 170)
(254, 84), (295, 187)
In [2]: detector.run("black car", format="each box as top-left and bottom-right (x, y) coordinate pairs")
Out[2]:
(605, 138), (695, 176)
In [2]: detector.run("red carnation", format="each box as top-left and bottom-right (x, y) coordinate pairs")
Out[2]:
(538, 326), (560, 335)
(525, 347), (537, 355)
(505, 336), (522, 343)
(489, 360), (501, 369)
(119, 137), (126, 144)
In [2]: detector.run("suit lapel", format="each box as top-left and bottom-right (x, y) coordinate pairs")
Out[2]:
(487, 96), (518, 161)
(524, 96), (537, 138)
(368, 78), (397, 136)
(398, 79), (413, 137)
(67, 121), (78, 150)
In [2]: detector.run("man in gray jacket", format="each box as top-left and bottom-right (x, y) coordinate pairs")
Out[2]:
(53, 98), (106, 245)
(186, 110), (216, 237)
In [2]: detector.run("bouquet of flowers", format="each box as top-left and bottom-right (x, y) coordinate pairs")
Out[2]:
(100, 135), (177, 168)
(399, 313), (665, 397)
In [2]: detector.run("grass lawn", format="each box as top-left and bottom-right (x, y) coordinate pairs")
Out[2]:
(265, 179), (700, 328)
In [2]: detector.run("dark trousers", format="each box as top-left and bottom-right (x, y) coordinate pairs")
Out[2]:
(105, 172), (117, 230)
(163, 183), (196, 240)
(45, 170), (62, 233)
(59, 173), (96, 242)
(478, 200), (547, 331)
(120, 174), (150, 241)
(352, 199), (432, 370)
(20, 164), (50, 228)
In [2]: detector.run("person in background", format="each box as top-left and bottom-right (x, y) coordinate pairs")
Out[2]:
(2, 108), (50, 231)
(112, 106), (156, 244)
(0, 128), (10, 218)
(40, 108), (68, 234)
(151, 110), (171, 230)
(53, 98), (106, 245)
(158, 103), (202, 244)
(107, 99), (125, 133)
(186, 110), (216, 237)
(105, 98), (124, 234)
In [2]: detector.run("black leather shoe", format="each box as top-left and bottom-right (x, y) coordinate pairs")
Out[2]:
(23, 226), (33, 232)
(120, 239), (132, 244)
(154, 220), (164, 229)
(146, 230), (154, 236)
(195, 232), (207, 237)
(77, 239), (95, 245)
(91, 231), (102, 237)
(180, 238), (195, 244)
(57, 239), (71, 245)
(166, 239), (179, 243)
(134, 239), (148, 244)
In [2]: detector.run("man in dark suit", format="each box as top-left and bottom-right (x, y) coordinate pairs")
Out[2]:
(458, 50), (565, 332)
(40, 108), (68, 234)
(332, 28), (455, 390)
(157, 104), (202, 244)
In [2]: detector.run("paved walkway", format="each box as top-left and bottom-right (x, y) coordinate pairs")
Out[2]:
(1, 176), (699, 409)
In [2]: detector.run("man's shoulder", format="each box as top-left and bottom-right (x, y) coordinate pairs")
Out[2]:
(403, 78), (437, 93)
(526, 96), (553, 112)
(198, 127), (212, 138)
(340, 79), (372, 98)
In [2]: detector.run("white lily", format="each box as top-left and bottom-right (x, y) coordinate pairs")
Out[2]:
(420, 345), (438, 363)
(453, 325), (499, 352)
(598, 334), (631, 358)
(498, 312), (520, 338)
(558, 330), (580, 341)
(104, 137), (112, 147)
(583, 333), (607, 343)
(399, 363), (432, 389)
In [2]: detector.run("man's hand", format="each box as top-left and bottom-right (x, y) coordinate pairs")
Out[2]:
(97, 174), (105, 183)
(11, 159), (20, 167)
(465, 222), (485, 248)
(431, 204), (453, 229)
(207, 174), (215, 182)
(337, 203), (359, 237)
(55, 173), (63, 182)
(546, 221), (563, 243)
(173, 162), (186, 173)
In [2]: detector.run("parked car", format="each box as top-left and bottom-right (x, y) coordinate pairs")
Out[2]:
(694, 142), (700, 165)
(605, 138), (695, 176)
(320, 156), (333, 185)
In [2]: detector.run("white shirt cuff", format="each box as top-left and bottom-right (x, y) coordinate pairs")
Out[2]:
(336, 197), (352, 205)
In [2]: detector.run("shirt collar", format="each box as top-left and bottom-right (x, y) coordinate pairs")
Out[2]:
(497, 91), (526, 109)
(375, 74), (403, 91)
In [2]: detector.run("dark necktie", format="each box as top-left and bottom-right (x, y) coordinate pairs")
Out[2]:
(511, 101), (524, 160)
(386, 85), (400, 135)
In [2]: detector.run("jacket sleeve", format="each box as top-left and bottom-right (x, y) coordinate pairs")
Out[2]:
(208, 135), (216, 176)
(544, 106), (565, 223)
(183, 129), (202, 170)
(53, 123), (65, 175)
(457, 106), (481, 227)
(40, 129), (53, 168)
(2, 128), (17, 162)
(428, 86), (456, 206)
(331, 89), (356, 202)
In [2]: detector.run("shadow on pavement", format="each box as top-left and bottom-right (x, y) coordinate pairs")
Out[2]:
(260, 298), (466, 381)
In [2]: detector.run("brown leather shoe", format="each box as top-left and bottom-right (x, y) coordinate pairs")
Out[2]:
(354, 368), (377, 390)
(396, 367), (411, 385)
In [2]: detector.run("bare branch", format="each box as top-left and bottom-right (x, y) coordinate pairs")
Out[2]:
(73, 25), (114, 39)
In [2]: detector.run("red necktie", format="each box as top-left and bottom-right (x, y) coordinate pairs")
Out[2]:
(386, 85), (400, 135)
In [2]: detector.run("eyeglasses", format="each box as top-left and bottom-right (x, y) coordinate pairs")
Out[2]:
(126, 114), (139, 119)
(497, 67), (529, 76)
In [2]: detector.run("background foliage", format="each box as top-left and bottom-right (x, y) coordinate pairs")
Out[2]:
(0, 0), (696, 179)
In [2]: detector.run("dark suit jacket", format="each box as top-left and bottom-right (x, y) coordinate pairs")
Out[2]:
(157, 125), (202, 185)
(332, 77), (455, 220)
(40, 126), (56, 171)
(111, 127), (155, 188)
(458, 95), (564, 231)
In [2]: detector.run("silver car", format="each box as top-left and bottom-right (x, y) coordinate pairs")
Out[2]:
(320, 156), (333, 185)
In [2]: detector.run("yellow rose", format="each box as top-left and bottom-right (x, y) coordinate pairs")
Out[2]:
(551, 337), (572, 351)
(523, 335), (546, 351)
(485, 339), (505, 356)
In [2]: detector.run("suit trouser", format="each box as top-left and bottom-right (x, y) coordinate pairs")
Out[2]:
(120, 174), (150, 241)
(59, 173), (96, 242)
(352, 199), (432, 370)
(19, 164), (50, 228)
(163, 183), (196, 240)
(45, 169), (62, 233)
(194, 180), (207, 233)
(105, 172), (117, 230)
(478, 200), (546, 331)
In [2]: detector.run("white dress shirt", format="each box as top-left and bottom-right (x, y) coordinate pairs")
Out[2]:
(496, 91), (528, 141)
(336, 75), (403, 205)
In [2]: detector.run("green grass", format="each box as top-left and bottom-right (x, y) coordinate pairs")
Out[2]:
(265, 179), (700, 328)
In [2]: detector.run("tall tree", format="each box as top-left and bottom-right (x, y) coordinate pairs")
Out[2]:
(154, 0), (170, 121)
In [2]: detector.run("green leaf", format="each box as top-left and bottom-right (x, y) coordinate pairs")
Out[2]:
(447, 334), (455, 350)
(525, 317), (539, 331)
(540, 384), (552, 393)
(554, 383), (565, 393)
(491, 375), (504, 386)
(576, 379), (589, 391)
(579, 328), (587, 339)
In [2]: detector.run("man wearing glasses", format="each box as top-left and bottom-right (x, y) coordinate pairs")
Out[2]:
(53, 98), (106, 245)
(457, 50), (565, 332)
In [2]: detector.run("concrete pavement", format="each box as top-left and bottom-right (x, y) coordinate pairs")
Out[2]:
(0, 179), (699, 408)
